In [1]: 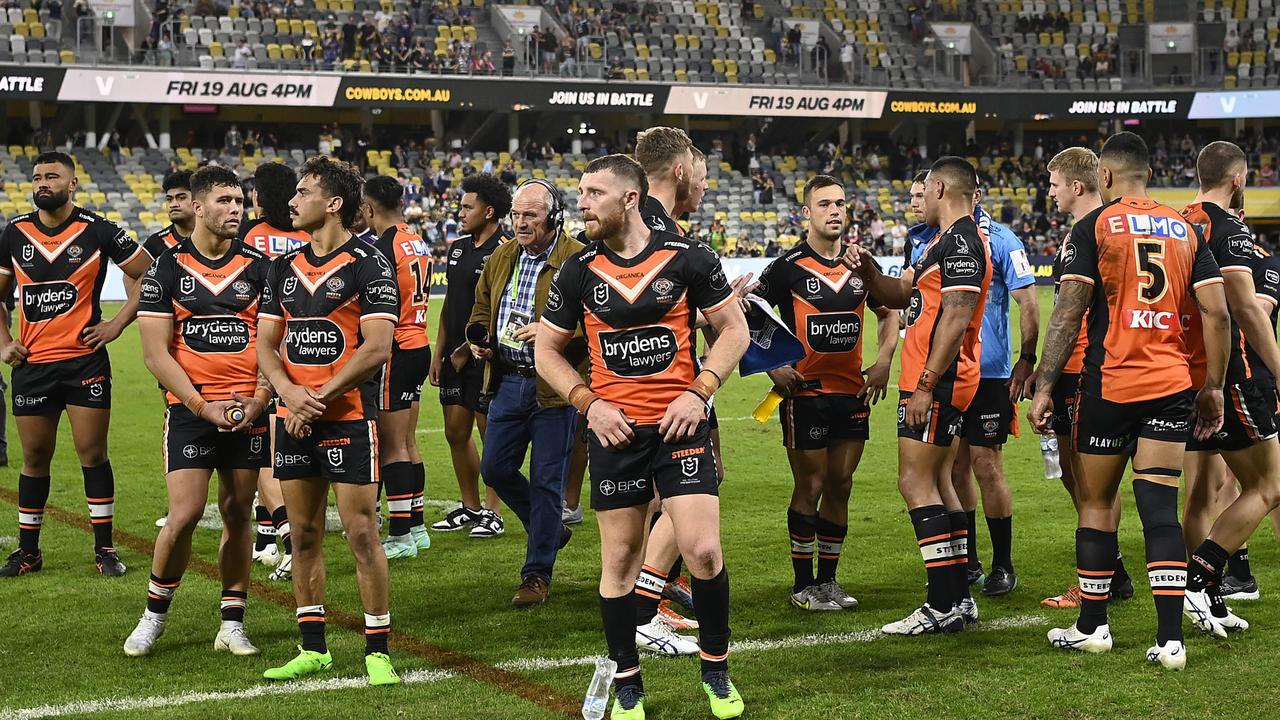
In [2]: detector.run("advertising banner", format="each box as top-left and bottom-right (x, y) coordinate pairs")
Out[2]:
(664, 85), (886, 118)
(1188, 90), (1280, 119)
(57, 68), (342, 106)
(0, 66), (64, 100)
(334, 76), (669, 112)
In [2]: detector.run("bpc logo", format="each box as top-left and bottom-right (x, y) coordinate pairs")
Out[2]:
(599, 479), (616, 496)
(183, 444), (199, 459)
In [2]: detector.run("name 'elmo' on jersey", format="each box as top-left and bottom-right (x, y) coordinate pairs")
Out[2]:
(0, 207), (144, 364)
(136, 238), (270, 404)
(260, 241), (400, 421)
(541, 232), (735, 425)
(373, 223), (431, 350)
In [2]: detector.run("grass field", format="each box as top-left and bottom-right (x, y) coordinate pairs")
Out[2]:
(2, 285), (1279, 720)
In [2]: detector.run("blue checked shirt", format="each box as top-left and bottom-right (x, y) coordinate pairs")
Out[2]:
(496, 237), (557, 366)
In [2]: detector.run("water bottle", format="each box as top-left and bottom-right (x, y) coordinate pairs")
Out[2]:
(582, 656), (616, 720)
(752, 389), (784, 423)
(1040, 435), (1062, 480)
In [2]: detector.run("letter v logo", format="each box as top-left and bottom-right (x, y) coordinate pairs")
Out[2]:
(693, 92), (708, 109)
(95, 75), (114, 96)
(1219, 95), (1237, 114)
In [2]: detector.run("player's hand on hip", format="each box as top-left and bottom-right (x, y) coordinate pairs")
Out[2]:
(0, 341), (28, 367)
(1192, 386), (1225, 441)
(905, 389), (932, 430)
(587, 400), (636, 449)
(860, 361), (890, 404)
(279, 382), (326, 422)
(767, 366), (805, 397)
(1027, 390), (1054, 435)
(81, 319), (123, 349)
(660, 391), (707, 443)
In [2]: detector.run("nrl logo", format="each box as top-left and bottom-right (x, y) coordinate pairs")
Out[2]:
(680, 457), (699, 477)
(179, 276), (196, 295)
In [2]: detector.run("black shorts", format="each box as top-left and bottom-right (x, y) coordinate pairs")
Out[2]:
(164, 404), (270, 472)
(439, 359), (487, 413)
(1186, 380), (1279, 453)
(376, 345), (431, 412)
(1050, 373), (1080, 438)
(12, 349), (111, 416)
(273, 417), (379, 484)
(1074, 389), (1194, 455)
(588, 421), (720, 511)
(896, 391), (964, 447)
(962, 378), (1014, 447)
(780, 394), (870, 450)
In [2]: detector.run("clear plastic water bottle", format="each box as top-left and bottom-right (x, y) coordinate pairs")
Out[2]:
(1041, 435), (1062, 480)
(582, 656), (616, 720)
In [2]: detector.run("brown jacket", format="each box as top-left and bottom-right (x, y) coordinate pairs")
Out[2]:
(468, 231), (588, 407)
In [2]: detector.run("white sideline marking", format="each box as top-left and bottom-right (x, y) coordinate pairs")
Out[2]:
(0, 669), (454, 720)
(496, 613), (1047, 672)
(1, 614), (1045, 718)
(0, 536), (15, 547)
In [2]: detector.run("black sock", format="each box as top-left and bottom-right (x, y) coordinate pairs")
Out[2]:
(1114, 550), (1130, 585)
(667, 556), (683, 584)
(948, 511), (972, 601)
(987, 515), (1013, 573)
(633, 564), (665, 625)
(692, 567), (730, 676)
(83, 462), (116, 552)
(254, 505), (275, 551)
(383, 462), (415, 537)
(1134, 479), (1187, 645)
(600, 594), (642, 693)
(815, 517), (847, 584)
(364, 611), (390, 655)
(787, 509), (817, 591)
(146, 573), (182, 615)
(910, 505), (957, 611)
(1075, 528), (1116, 634)
(221, 589), (247, 623)
(1228, 547), (1252, 581)
(297, 605), (327, 653)
(17, 474), (50, 554)
(1187, 538), (1229, 593)
(964, 510), (980, 570)
(410, 462), (426, 529)
(272, 506), (292, 555)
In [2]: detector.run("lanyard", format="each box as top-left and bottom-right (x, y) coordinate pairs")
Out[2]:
(509, 251), (524, 304)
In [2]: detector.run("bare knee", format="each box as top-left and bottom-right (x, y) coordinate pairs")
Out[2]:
(444, 422), (473, 448)
(682, 539), (723, 578)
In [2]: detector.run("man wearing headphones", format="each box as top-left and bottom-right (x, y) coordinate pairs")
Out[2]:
(467, 179), (586, 608)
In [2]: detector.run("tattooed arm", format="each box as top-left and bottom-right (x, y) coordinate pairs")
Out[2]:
(904, 290), (979, 429)
(1027, 279), (1092, 433)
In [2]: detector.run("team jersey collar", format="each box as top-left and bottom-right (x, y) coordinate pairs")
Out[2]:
(801, 236), (847, 265)
(598, 228), (663, 268)
(180, 236), (243, 269)
(166, 224), (191, 243)
(304, 235), (357, 264)
(31, 204), (83, 235)
(642, 195), (679, 233)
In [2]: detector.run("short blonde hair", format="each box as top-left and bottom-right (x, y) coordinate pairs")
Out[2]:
(1047, 147), (1100, 193)
(635, 126), (693, 177)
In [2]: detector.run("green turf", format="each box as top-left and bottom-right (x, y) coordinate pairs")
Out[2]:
(1, 286), (1278, 720)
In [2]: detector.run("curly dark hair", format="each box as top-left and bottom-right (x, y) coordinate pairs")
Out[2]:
(190, 166), (241, 199)
(363, 175), (404, 212)
(460, 172), (513, 221)
(162, 169), (193, 193)
(299, 156), (364, 228)
(253, 162), (298, 231)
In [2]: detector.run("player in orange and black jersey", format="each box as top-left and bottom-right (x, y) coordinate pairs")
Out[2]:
(0, 151), (153, 579)
(753, 175), (898, 613)
(538, 155), (749, 719)
(143, 170), (196, 260)
(362, 176), (433, 559)
(123, 165), (272, 658)
(1174, 142), (1280, 637)
(843, 156), (992, 635)
(1029, 132), (1231, 669)
(428, 173), (510, 538)
(1037, 147), (1135, 610)
(242, 161), (311, 579)
(257, 156), (402, 687)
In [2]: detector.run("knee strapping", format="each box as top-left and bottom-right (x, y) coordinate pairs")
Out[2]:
(1134, 478), (1181, 530)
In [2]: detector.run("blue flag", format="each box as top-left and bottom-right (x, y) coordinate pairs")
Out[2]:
(738, 295), (807, 376)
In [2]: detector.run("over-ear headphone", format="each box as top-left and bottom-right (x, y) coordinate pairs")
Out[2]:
(517, 177), (565, 232)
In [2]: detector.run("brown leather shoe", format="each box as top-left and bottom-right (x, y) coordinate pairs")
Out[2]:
(512, 575), (550, 608)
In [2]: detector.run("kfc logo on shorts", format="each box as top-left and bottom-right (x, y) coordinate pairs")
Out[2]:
(327, 447), (344, 467)
(183, 444), (199, 459)
(681, 457), (699, 477)
(179, 276), (196, 296)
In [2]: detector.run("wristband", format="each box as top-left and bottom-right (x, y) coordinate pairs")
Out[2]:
(684, 387), (711, 403)
(184, 393), (208, 417)
(568, 384), (600, 415)
(700, 368), (723, 386)
(253, 387), (274, 405)
(917, 369), (939, 393)
(689, 370), (720, 401)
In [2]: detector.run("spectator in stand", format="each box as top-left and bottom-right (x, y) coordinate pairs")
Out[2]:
(357, 15), (378, 59)
(394, 36), (412, 72)
(786, 23), (802, 64)
(233, 39), (251, 68)
(840, 39), (855, 82)
(1225, 28), (1240, 53)
(411, 37), (430, 72)
(1262, 163), (1278, 187)
(341, 14), (357, 59)
(157, 30), (176, 66)
(472, 50), (496, 75)
(323, 30), (341, 69)
(224, 124), (242, 157)
(909, 5), (926, 41)
(502, 40), (516, 76)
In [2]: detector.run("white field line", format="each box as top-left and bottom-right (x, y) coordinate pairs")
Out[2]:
(2, 614), (1045, 719)
(0, 669), (455, 720)
(495, 613), (1047, 672)
(0, 536), (15, 547)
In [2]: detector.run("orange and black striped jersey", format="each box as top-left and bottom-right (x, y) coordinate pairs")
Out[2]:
(143, 224), (187, 262)
(373, 223), (430, 350)
(900, 216), (992, 411)
(755, 241), (883, 397)
(137, 238), (270, 404)
(1248, 245), (1280, 387)
(1051, 241), (1087, 375)
(260, 239), (400, 422)
(239, 217), (310, 257)
(0, 207), (144, 364)
(1062, 197), (1223, 403)
(542, 231), (736, 425)
(1180, 201), (1259, 387)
